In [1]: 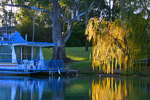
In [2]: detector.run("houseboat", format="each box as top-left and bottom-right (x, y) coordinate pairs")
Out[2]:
(0, 31), (63, 75)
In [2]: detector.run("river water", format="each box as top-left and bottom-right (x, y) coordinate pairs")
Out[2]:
(0, 76), (149, 100)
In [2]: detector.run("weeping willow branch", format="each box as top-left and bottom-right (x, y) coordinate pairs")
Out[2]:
(86, 16), (149, 74)
(85, 17), (130, 74)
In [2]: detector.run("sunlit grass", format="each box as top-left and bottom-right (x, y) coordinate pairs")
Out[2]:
(42, 47), (92, 61)
(42, 47), (92, 70)
(65, 47), (92, 61)
(66, 55), (86, 61)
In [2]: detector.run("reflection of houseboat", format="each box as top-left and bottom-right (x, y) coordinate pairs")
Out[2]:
(0, 76), (64, 100)
(0, 31), (63, 75)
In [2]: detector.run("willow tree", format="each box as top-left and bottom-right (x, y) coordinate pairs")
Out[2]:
(86, 16), (149, 74)
(85, 17), (130, 74)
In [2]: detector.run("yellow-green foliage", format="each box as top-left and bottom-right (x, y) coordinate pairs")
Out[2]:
(85, 17), (149, 74)
(85, 17), (129, 74)
(127, 15), (149, 60)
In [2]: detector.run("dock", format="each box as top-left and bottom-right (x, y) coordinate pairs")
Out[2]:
(0, 69), (78, 76)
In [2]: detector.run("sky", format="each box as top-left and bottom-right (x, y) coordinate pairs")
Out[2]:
(0, 0), (18, 27)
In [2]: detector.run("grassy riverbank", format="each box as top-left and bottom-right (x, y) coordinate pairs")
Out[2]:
(42, 47), (94, 74)
(42, 47), (150, 75)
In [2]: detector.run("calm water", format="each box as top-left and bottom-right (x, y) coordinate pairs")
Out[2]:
(0, 76), (150, 100)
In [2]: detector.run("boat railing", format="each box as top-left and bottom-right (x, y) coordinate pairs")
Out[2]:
(50, 60), (64, 71)
(0, 59), (63, 72)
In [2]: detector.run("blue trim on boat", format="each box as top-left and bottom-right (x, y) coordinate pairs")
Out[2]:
(0, 31), (56, 47)
(0, 59), (64, 74)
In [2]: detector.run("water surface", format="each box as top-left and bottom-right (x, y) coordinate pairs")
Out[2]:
(0, 76), (149, 100)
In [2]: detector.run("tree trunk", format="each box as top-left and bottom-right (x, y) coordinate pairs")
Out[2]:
(109, 0), (111, 19)
(85, 12), (88, 51)
(85, 35), (89, 51)
(32, 16), (35, 41)
(52, 0), (66, 60)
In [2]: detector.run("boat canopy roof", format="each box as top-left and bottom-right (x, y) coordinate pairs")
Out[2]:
(0, 31), (56, 47)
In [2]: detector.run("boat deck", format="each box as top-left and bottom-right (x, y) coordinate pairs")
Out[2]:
(0, 59), (65, 75)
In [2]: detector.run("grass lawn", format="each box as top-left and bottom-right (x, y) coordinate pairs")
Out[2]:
(42, 47), (94, 73)
(42, 47), (150, 75)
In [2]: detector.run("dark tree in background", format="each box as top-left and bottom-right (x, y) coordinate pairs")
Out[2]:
(66, 22), (86, 47)
(16, 7), (53, 42)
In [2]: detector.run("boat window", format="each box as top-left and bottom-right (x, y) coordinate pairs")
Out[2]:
(0, 45), (11, 53)
(33, 47), (40, 60)
(14, 46), (21, 63)
(22, 46), (31, 60)
(0, 45), (12, 63)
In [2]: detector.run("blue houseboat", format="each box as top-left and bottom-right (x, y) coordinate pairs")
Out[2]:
(0, 31), (63, 75)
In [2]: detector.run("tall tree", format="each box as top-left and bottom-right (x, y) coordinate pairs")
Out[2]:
(4, 0), (94, 62)
(28, 10), (40, 42)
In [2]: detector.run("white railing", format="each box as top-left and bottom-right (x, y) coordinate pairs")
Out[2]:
(0, 59), (63, 72)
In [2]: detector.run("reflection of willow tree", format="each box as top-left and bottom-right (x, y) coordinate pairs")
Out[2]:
(86, 17), (129, 74)
(90, 77), (149, 100)
(90, 77), (127, 100)
(86, 17), (149, 74)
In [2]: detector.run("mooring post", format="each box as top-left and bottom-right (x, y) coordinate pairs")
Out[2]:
(58, 69), (60, 75)
(49, 71), (51, 75)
